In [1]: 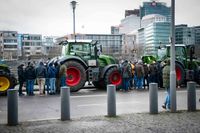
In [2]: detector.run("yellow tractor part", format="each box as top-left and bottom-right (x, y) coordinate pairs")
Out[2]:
(0, 76), (10, 92)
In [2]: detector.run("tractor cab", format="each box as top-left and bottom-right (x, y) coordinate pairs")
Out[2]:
(61, 40), (99, 64)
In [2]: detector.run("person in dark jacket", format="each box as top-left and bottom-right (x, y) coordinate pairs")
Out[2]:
(135, 60), (144, 90)
(149, 61), (157, 83)
(55, 62), (61, 94)
(48, 63), (57, 94)
(17, 64), (25, 96)
(121, 60), (132, 91)
(59, 64), (67, 87)
(162, 59), (170, 110)
(35, 61), (47, 96)
(143, 63), (149, 89)
(25, 63), (36, 96)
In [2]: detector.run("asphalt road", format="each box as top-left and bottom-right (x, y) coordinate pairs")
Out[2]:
(0, 87), (200, 124)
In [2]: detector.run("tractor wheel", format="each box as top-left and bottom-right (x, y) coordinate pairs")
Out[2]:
(64, 61), (86, 92)
(175, 63), (185, 85)
(104, 67), (122, 90)
(0, 73), (13, 94)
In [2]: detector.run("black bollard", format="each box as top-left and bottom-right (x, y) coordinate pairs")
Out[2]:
(187, 81), (196, 111)
(107, 84), (116, 117)
(149, 83), (158, 114)
(61, 86), (70, 121)
(7, 89), (18, 126)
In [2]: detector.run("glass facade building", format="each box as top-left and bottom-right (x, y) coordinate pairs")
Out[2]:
(67, 34), (123, 57)
(145, 22), (170, 55)
(175, 24), (195, 45)
(194, 26), (200, 45)
(140, 1), (171, 21)
(139, 22), (170, 55)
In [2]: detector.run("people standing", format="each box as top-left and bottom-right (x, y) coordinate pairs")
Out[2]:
(55, 62), (61, 94)
(156, 61), (163, 88)
(35, 61), (47, 96)
(129, 61), (135, 90)
(44, 63), (50, 94)
(122, 60), (132, 92)
(143, 63), (149, 89)
(59, 64), (67, 87)
(17, 64), (25, 96)
(24, 63), (36, 96)
(134, 60), (144, 90)
(48, 63), (57, 95)
(149, 61), (157, 83)
(162, 59), (170, 110)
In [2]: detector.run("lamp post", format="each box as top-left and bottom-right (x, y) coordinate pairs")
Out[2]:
(170, 0), (176, 112)
(70, 1), (77, 41)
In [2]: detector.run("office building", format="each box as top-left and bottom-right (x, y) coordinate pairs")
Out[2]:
(43, 36), (62, 58)
(138, 14), (170, 55)
(66, 34), (123, 58)
(0, 31), (18, 60)
(111, 26), (119, 34)
(140, 1), (171, 21)
(193, 26), (200, 45)
(20, 34), (43, 58)
(125, 9), (140, 18)
(175, 24), (195, 45)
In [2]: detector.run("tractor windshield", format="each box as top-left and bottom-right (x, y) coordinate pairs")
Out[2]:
(166, 46), (186, 58)
(61, 41), (98, 60)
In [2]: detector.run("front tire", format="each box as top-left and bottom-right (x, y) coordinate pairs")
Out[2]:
(0, 73), (13, 94)
(64, 61), (86, 92)
(104, 67), (122, 90)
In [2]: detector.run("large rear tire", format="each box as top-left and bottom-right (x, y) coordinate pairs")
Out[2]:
(175, 63), (185, 85)
(104, 67), (122, 90)
(0, 73), (13, 94)
(64, 61), (86, 92)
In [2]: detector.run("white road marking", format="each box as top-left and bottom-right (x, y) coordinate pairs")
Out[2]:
(77, 101), (140, 107)
(71, 94), (106, 98)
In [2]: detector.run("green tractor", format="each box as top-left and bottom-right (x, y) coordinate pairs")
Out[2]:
(142, 44), (200, 86)
(51, 40), (122, 92)
(0, 59), (17, 94)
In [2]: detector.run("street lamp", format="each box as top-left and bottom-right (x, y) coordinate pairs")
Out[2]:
(70, 1), (77, 41)
(170, 0), (176, 112)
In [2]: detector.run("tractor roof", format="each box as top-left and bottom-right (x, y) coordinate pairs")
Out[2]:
(67, 39), (93, 43)
(166, 44), (186, 47)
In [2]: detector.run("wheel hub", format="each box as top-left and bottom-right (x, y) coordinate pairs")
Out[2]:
(0, 77), (10, 92)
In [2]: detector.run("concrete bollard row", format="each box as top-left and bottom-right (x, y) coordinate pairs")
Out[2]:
(6, 82), (197, 125)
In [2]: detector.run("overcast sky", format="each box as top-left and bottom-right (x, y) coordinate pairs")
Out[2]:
(0, 0), (200, 36)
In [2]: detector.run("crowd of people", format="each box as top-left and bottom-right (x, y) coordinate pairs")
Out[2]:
(17, 58), (171, 110)
(119, 59), (164, 92)
(17, 60), (67, 96)
(119, 59), (170, 110)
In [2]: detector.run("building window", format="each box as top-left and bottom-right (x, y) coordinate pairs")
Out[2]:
(4, 45), (17, 48)
(24, 47), (30, 50)
(36, 47), (41, 50)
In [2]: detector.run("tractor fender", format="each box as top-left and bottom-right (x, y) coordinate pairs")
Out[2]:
(57, 56), (88, 69)
(100, 64), (119, 79)
(175, 61), (185, 85)
(175, 60), (185, 69)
